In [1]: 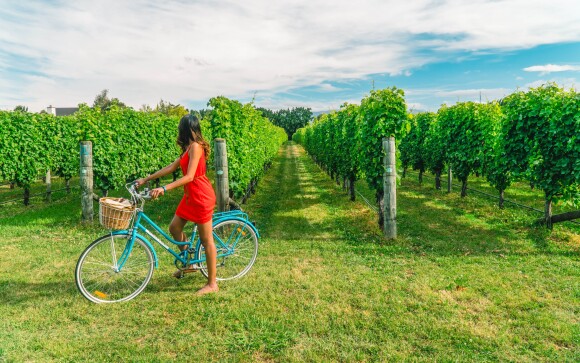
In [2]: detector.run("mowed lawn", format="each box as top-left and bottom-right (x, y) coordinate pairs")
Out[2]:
(0, 142), (578, 362)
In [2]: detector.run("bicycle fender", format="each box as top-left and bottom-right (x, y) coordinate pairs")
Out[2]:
(112, 230), (159, 268)
(213, 217), (260, 238)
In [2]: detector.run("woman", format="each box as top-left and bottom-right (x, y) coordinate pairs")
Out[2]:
(136, 114), (218, 295)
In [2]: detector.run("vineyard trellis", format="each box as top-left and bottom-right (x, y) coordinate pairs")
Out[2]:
(294, 83), (580, 229)
(294, 87), (407, 232)
(0, 97), (286, 213)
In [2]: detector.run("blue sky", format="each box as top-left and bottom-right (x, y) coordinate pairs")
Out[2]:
(1, 0), (579, 112)
(259, 42), (580, 112)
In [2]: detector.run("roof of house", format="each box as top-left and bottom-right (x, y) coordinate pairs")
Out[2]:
(55, 107), (79, 116)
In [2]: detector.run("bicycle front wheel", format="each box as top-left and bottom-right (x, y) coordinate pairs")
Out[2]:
(196, 219), (258, 281)
(75, 234), (154, 303)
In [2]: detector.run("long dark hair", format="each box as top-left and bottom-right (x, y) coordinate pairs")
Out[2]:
(177, 113), (210, 156)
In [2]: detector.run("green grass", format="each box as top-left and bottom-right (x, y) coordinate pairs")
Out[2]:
(0, 142), (578, 362)
(403, 168), (578, 216)
(0, 176), (80, 218)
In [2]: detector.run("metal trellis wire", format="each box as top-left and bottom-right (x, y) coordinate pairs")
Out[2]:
(0, 186), (80, 206)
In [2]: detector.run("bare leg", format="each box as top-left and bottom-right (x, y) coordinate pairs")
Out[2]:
(169, 215), (188, 251)
(196, 219), (219, 295)
(169, 215), (196, 278)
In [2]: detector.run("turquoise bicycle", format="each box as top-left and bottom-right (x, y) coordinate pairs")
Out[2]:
(75, 183), (259, 303)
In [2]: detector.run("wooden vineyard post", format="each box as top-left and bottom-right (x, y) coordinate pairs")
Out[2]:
(45, 170), (52, 202)
(80, 141), (94, 222)
(383, 137), (397, 239)
(214, 138), (229, 212)
(447, 165), (452, 193)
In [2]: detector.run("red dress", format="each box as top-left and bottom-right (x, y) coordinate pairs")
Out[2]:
(175, 146), (216, 224)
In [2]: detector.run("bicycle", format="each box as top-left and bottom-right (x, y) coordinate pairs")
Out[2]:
(75, 183), (259, 303)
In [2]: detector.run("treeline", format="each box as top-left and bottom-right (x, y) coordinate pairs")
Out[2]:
(0, 97), (286, 205)
(257, 107), (312, 140)
(294, 83), (580, 228)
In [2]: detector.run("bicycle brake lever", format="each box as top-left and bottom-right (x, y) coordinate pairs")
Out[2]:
(141, 188), (152, 200)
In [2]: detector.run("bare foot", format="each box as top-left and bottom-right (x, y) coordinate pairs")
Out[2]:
(196, 283), (219, 295)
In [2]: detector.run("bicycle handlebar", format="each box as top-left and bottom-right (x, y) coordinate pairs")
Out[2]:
(126, 182), (152, 200)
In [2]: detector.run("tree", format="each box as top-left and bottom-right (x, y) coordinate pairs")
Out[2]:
(92, 89), (127, 112)
(196, 109), (212, 120)
(284, 107), (313, 140)
(256, 107), (279, 124)
(258, 107), (313, 140)
(153, 99), (189, 118)
(13, 105), (28, 112)
(139, 104), (153, 112)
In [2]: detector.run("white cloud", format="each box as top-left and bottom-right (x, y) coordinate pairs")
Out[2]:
(255, 97), (362, 113)
(1, 0), (580, 110)
(407, 102), (428, 112)
(436, 88), (512, 100)
(523, 78), (578, 89)
(317, 84), (342, 92)
(523, 64), (580, 74)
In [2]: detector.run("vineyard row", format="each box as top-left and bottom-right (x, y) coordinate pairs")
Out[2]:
(293, 83), (580, 228)
(0, 96), (287, 206)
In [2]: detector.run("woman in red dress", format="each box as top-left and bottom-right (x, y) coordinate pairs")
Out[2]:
(136, 114), (218, 295)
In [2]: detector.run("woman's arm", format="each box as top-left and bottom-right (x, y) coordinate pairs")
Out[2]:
(150, 143), (202, 198)
(135, 157), (180, 188)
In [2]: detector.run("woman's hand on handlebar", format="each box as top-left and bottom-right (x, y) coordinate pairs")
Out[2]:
(150, 187), (165, 199)
(135, 178), (147, 188)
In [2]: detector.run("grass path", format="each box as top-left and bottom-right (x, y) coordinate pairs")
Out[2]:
(0, 142), (578, 362)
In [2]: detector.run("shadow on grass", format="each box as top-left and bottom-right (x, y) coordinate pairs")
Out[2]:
(341, 181), (579, 258)
(277, 142), (578, 259)
(245, 144), (339, 237)
(0, 280), (78, 305)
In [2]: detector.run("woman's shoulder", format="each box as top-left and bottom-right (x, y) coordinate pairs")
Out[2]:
(188, 141), (203, 149)
(187, 142), (203, 154)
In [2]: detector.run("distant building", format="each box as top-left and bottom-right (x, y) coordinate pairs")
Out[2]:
(46, 105), (79, 116)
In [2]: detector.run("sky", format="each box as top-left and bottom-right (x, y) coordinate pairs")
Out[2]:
(1, 0), (579, 113)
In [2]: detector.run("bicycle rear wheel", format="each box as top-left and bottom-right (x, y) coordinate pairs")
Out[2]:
(195, 219), (258, 281)
(75, 234), (154, 303)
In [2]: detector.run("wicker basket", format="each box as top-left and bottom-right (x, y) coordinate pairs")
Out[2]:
(99, 197), (135, 230)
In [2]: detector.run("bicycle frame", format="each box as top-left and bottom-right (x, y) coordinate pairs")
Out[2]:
(113, 209), (259, 272)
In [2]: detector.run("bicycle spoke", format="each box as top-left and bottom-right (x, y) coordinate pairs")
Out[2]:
(110, 236), (119, 270)
(83, 260), (114, 268)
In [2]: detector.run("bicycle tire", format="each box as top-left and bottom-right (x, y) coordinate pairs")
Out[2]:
(195, 219), (258, 281)
(75, 233), (154, 303)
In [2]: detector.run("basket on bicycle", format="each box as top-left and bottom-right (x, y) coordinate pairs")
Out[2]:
(99, 197), (136, 230)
